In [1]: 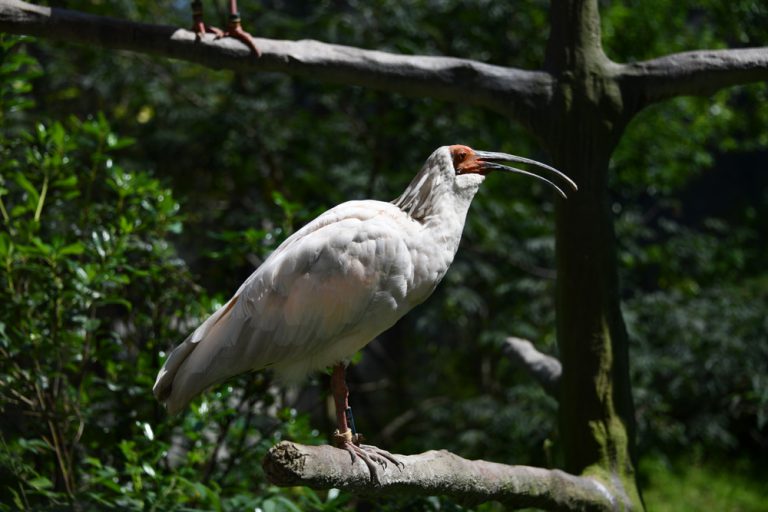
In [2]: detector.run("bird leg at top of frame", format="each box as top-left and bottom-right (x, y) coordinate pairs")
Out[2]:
(191, 0), (223, 37)
(218, 0), (261, 56)
(190, 1), (260, 56)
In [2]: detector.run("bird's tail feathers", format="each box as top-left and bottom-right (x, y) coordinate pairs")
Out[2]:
(152, 295), (241, 413)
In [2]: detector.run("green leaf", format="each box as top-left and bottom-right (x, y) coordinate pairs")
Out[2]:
(119, 440), (137, 463)
(0, 232), (9, 257)
(53, 174), (78, 188)
(14, 171), (39, 203)
(10, 487), (24, 509)
(28, 476), (53, 490)
(17, 438), (49, 453)
(272, 191), (300, 216)
(0, 322), (7, 348)
(58, 241), (84, 256)
(84, 456), (102, 468)
(272, 496), (304, 512)
(30, 237), (52, 256)
(141, 463), (156, 478)
(106, 133), (135, 149)
(141, 422), (154, 441)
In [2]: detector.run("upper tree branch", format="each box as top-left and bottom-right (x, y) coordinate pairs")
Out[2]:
(263, 441), (620, 511)
(0, 0), (552, 123)
(618, 47), (768, 111)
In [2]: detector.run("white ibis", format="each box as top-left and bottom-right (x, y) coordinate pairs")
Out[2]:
(153, 145), (576, 476)
(191, 0), (260, 55)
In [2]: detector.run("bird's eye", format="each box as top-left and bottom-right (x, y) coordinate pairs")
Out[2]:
(449, 145), (476, 174)
(453, 151), (467, 170)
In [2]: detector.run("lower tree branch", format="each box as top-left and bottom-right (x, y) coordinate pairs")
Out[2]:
(504, 337), (562, 397)
(263, 441), (619, 511)
(618, 47), (768, 110)
(0, 0), (552, 122)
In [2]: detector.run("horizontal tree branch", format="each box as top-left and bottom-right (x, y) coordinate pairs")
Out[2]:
(504, 337), (562, 397)
(0, 0), (552, 122)
(263, 441), (620, 511)
(618, 47), (768, 110)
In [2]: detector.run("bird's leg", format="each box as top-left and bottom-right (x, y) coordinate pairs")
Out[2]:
(330, 363), (402, 482)
(218, 0), (261, 56)
(191, 0), (223, 37)
(331, 362), (359, 443)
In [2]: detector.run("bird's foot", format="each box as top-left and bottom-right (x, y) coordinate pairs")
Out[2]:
(333, 429), (403, 483)
(192, 21), (224, 38)
(218, 15), (261, 56)
(191, 1), (223, 38)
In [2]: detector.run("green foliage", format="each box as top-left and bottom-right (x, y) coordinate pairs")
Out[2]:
(640, 453), (768, 512)
(600, 0), (768, 463)
(605, 0), (768, 196)
(625, 238), (768, 453)
(0, 35), (327, 510)
(603, 0), (768, 61)
(633, 286), (767, 435)
(0, 35), (40, 127)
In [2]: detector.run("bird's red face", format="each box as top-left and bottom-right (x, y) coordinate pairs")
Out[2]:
(447, 145), (578, 198)
(449, 145), (486, 175)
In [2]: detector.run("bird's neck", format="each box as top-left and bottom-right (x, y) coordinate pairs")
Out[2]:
(421, 188), (476, 258)
(392, 166), (441, 223)
(393, 169), (481, 257)
(393, 168), (480, 222)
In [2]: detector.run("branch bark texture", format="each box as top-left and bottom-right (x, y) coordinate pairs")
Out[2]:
(263, 441), (620, 511)
(620, 48), (768, 109)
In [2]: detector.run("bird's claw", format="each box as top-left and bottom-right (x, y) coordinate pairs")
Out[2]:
(191, 0), (223, 38)
(218, 19), (261, 56)
(333, 429), (403, 483)
(359, 443), (404, 469)
(192, 22), (224, 38)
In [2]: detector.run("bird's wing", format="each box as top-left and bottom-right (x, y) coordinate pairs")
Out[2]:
(156, 201), (416, 413)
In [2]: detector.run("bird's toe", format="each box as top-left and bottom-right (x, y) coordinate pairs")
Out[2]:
(359, 444), (403, 469)
(333, 431), (402, 483)
(219, 25), (261, 56)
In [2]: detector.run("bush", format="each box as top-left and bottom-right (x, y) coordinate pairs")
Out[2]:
(0, 35), (332, 511)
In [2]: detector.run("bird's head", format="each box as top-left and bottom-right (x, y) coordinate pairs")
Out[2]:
(446, 144), (577, 198)
(394, 145), (576, 222)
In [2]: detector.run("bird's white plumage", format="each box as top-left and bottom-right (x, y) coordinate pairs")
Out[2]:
(154, 146), (485, 414)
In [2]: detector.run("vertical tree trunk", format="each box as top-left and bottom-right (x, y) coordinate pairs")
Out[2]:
(550, 135), (634, 470)
(539, 2), (643, 507)
(542, 110), (642, 507)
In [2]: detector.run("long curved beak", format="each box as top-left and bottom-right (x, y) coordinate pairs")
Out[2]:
(474, 151), (578, 199)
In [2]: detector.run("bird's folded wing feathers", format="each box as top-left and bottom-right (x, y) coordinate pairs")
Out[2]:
(155, 203), (415, 413)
